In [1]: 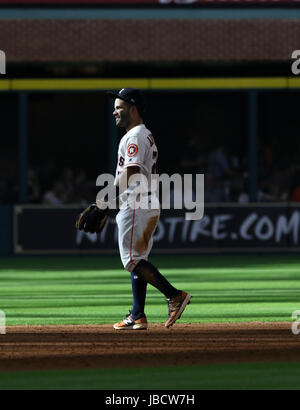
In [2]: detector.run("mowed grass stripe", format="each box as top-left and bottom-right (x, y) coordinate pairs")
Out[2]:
(0, 362), (300, 390)
(0, 255), (300, 325)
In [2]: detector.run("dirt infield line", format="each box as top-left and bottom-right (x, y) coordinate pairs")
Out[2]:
(0, 322), (299, 372)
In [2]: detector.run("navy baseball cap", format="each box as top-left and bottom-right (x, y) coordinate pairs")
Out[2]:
(108, 87), (146, 114)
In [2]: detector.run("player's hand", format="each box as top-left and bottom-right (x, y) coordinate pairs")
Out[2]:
(96, 198), (109, 210)
(75, 204), (108, 234)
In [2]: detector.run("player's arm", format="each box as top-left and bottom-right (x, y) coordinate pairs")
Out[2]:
(114, 165), (141, 206)
(98, 136), (143, 209)
(96, 165), (141, 211)
(119, 165), (140, 189)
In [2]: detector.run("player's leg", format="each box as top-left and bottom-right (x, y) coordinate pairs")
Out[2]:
(130, 207), (191, 328)
(132, 259), (178, 299)
(115, 206), (191, 329)
(113, 207), (148, 330)
(132, 259), (191, 328)
(130, 271), (147, 320)
(113, 271), (148, 330)
(127, 207), (179, 299)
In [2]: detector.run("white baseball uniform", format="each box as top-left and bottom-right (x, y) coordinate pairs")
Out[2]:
(115, 124), (160, 272)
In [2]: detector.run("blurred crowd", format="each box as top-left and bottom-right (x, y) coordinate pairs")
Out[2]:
(1, 143), (300, 205)
(0, 159), (95, 205)
(179, 136), (300, 204)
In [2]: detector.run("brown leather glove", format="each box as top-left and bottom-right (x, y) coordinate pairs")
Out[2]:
(75, 204), (108, 234)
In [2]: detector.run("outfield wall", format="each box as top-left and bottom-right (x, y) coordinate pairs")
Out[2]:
(12, 203), (300, 254)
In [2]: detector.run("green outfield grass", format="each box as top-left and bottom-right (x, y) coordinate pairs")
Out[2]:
(1, 254), (300, 391)
(0, 253), (299, 325)
(0, 362), (299, 390)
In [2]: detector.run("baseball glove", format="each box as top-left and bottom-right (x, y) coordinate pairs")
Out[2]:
(75, 204), (108, 234)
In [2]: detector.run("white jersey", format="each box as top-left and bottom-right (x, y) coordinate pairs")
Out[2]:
(115, 124), (158, 188)
(114, 124), (160, 272)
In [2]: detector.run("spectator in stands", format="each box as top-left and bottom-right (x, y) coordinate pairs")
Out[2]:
(228, 177), (245, 202)
(40, 159), (59, 193)
(238, 179), (284, 203)
(204, 172), (227, 203)
(61, 167), (74, 202)
(43, 180), (66, 205)
(27, 168), (41, 203)
(237, 179), (249, 203)
(180, 134), (207, 174)
(67, 170), (91, 205)
(290, 169), (300, 202)
(208, 144), (235, 181)
(291, 186), (300, 202)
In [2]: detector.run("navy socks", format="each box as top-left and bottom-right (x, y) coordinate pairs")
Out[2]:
(133, 259), (179, 300)
(130, 271), (147, 320)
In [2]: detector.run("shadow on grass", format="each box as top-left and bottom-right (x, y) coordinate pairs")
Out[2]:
(0, 362), (300, 390)
(1, 253), (300, 271)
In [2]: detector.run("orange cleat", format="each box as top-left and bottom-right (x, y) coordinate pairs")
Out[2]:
(165, 291), (191, 328)
(113, 313), (148, 330)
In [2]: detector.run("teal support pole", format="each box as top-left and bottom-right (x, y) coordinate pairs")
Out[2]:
(0, 205), (12, 255)
(248, 91), (258, 202)
(108, 98), (118, 175)
(18, 92), (28, 203)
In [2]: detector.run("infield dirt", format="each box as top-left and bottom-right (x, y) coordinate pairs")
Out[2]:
(0, 322), (299, 372)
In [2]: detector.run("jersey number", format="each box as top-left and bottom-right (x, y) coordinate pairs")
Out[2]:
(152, 151), (158, 174)
(147, 134), (155, 147)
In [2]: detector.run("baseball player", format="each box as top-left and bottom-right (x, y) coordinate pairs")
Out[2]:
(76, 88), (191, 330)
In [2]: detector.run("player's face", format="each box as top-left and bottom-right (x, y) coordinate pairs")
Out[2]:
(113, 98), (132, 129)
